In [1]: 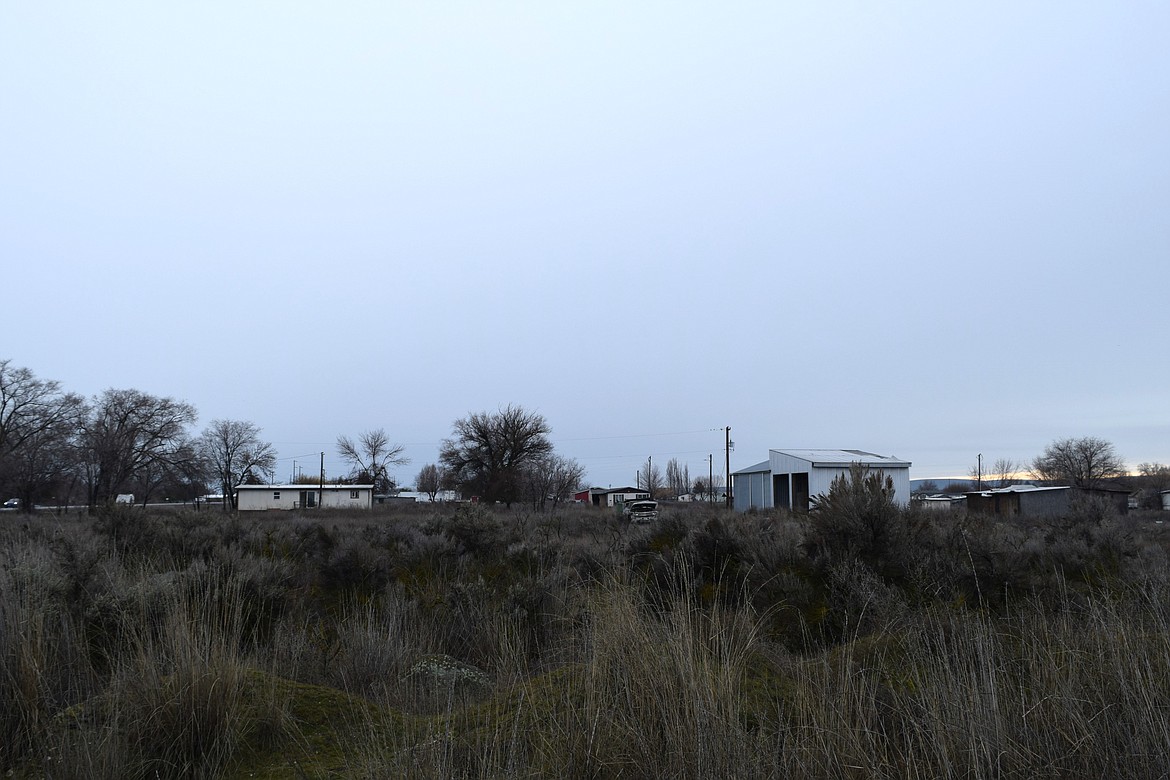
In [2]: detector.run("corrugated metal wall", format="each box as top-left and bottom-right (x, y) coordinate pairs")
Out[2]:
(733, 471), (771, 511)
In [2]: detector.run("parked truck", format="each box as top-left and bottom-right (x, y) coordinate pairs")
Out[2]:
(623, 499), (659, 523)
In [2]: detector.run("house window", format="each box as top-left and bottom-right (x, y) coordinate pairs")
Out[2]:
(350, 490), (359, 499)
(273, 492), (280, 500)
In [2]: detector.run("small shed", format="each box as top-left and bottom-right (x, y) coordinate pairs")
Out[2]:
(236, 484), (374, 511)
(965, 484), (1129, 518)
(733, 449), (912, 512)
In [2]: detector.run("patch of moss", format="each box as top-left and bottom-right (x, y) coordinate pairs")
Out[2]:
(227, 670), (406, 779)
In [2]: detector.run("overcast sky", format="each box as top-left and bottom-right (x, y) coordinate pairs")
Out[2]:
(3, 2), (1167, 489)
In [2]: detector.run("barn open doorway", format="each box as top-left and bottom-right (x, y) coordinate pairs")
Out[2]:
(792, 472), (810, 512)
(772, 473), (790, 509)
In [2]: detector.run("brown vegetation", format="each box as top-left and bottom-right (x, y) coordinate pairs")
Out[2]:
(2, 497), (1169, 778)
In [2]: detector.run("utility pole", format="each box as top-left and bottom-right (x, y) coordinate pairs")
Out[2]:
(318, 452), (325, 509)
(708, 454), (713, 503)
(977, 453), (983, 490)
(725, 426), (732, 509)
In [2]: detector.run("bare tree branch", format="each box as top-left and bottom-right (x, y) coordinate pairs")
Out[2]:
(336, 428), (407, 493)
(439, 405), (552, 506)
(198, 419), (276, 511)
(1031, 436), (1124, 488)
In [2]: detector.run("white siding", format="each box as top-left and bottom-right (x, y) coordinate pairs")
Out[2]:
(236, 485), (373, 511)
(318, 487), (373, 509)
(733, 470), (771, 511)
(237, 487), (302, 511)
(733, 450), (913, 511)
(606, 491), (649, 507)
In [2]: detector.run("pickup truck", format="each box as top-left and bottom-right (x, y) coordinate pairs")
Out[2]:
(623, 499), (659, 523)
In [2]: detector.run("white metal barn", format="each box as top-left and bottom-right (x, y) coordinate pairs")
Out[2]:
(733, 449), (912, 512)
(235, 484), (374, 511)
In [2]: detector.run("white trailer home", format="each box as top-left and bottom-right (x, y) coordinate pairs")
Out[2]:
(733, 449), (912, 512)
(235, 484), (374, 511)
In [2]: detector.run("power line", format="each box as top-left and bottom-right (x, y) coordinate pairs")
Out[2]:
(272, 452), (321, 462)
(572, 448), (715, 462)
(553, 428), (721, 443)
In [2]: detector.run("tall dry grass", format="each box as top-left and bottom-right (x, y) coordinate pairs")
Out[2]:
(1, 502), (1169, 777)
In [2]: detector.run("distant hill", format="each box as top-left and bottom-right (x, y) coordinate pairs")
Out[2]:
(911, 478), (972, 493)
(912, 478), (1040, 493)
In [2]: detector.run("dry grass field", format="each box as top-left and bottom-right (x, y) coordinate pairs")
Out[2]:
(2, 496), (1169, 778)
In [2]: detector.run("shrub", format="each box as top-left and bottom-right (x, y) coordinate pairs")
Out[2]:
(435, 504), (506, 558)
(809, 464), (908, 573)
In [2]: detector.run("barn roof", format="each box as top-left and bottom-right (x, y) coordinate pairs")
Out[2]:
(769, 449), (912, 468)
(733, 460), (771, 475)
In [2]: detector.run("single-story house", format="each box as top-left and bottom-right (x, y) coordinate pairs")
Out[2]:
(236, 484), (374, 511)
(965, 484), (1129, 518)
(575, 487), (651, 507)
(732, 449), (912, 512)
(387, 490), (460, 503)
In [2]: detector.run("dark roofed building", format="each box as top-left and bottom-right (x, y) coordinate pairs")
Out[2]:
(965, 484), (1129, 518)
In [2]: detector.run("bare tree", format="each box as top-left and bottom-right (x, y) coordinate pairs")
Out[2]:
(637, 458), (663, 499)
(1135, 462), (1170, 509)
(548, 454), (585, 510)
(1, 361), (76, 453)
(439, 405), (552, 506)
(0, 361), (86, 511)
(991, 458), (1021, 489)
(1138, 462), (1170, 486)
(665, 458), (690, 499)
(1031, 436), (1124, 488)
(198, 419), (277, 511)
(969, 457), (1022, 490)
(336, 428), (407, 494)
(130, 438), (202, 506)
(415, 463), (447, 502)
(79, 388), (198, 509)
(711, 472), (726, 501)
(521, 453), (585, 511)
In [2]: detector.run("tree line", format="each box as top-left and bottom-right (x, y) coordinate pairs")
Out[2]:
(0, 360), (585, 512)
(634, 456), (727, 501)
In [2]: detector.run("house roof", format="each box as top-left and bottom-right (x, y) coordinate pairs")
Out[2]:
(733, 459), (771, 476)
(236, 484), (374, 491)
(970, 484), (1131, 496)
(769, 449), (912, 468)
(968, 485), (1070, 496)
